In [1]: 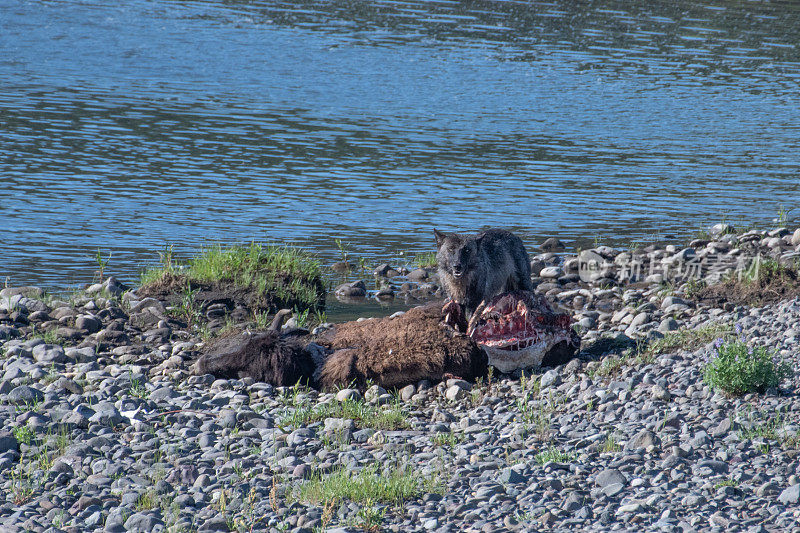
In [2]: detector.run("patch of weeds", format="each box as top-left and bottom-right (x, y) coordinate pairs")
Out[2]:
(349, 499), (386, 532)
(600, 433), (621, 453)
(642, 322), (732, 358)
(735, 407), (799, 450)
(703, 328), (792, 396)
(415, 252), (437, 269)
(297, 462), (442, 506)
(30, 324), (64, 346)
(13, 425), (35, 446)
(281, 398), (409, 431)
(294, 307), (310, 329)
(140, 244), (178, 286)
(657, 281), (676, 297)
(714, 478), (739, 489)
(738, 256), (794, 284)
(135, 490), (159, 511)
(313, 309), (327, 326)
(51, 509), (68, 528)
(534, 446), (576, 465)
(94, 248), (112, 282)
(334, 238), (350, 265)
(516, 385), (561, 439)
(172, 281), (202, 325)
(431, 432), (463, 448)
(684, 277), (706, 298)
(10, 469), (34, 504)
(129, 371), (147, 399)
(253, 310), (271, 330)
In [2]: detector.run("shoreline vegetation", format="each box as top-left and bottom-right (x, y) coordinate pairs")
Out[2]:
(1, 222), (800, 531)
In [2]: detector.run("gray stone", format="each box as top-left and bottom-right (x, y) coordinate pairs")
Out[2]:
(778, 484), (800, 505)
(650, 385), (671, 402)
(696, 459), (728, 474)
(124, 512), (164, 532)
(540, 266), (564, 279)
(31, 343), (67, 364)
(445, 385), (466, 401)
(626, 430), (660, 450)
(88, 402), (124, 426)
(7, 385), (44, 405)
(336, 388), (362, 402)
(541, 369), (561, 388)
(76, 315), (102, 333)
(498, 467), (527, 484)
(596, 468), (626, 488)
(658, 318), (679, 333)
(0, 432), (19, 454)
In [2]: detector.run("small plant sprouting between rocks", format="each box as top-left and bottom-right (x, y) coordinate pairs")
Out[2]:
(280, 398), (409, 431)
(12, 425), (35, 446)
(534, 446), (576, 465)
(297, 462), (443, 507)
(703, 324), (792, 396)
(349, 498), (386, 532)
(415, 251), (437, 268)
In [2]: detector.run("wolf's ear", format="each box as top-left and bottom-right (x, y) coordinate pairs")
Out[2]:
(434, 228), (447, 248)
(474, 233), (485, 247)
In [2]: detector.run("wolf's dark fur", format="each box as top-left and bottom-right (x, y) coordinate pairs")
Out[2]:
(434, 228), (533, 316)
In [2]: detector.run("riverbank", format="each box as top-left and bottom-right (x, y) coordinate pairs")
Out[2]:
(1, 225), (800, 532)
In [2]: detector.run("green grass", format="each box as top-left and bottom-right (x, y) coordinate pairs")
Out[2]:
(12, 425), (34, 446)
(737, 256), (796, 284)
(600, 434), (621, 453)
(735, 408), (799, 450)
(414, 252), (438, 268)
(280, 398), (409, 431)
(297, 462), (443, 506)
(703, 338), (791, 396)
(586, 322), (734, 381)
(140, 242), (325, 312)
(714, 478), (739, 489)
(350, 500), (386, 532)
(534, 446), (576, 465)
(431, 432), (463, 447)
(644, 322), (733, 357)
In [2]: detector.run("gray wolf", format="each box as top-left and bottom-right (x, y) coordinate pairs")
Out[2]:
(434, 228), (533, 317)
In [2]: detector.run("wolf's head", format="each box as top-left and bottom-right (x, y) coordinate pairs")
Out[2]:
(434, 229), (482, 279)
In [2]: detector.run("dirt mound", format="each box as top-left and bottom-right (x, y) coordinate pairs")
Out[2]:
(138, 272), (325, 320)
(694, 267), (800, 307)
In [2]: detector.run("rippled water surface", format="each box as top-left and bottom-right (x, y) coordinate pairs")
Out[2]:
(3, 0), (800, 292)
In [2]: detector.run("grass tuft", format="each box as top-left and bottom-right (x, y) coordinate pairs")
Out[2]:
(281, 398), (409, 431)
(534, 446), (576, 465)
(415, 252), (438, 269)
(297, 462), (442, 506)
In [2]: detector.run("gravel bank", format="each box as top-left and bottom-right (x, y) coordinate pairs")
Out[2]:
(1, 226), (799, 533)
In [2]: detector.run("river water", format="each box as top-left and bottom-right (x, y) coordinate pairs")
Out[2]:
(2, 0), (800, 295)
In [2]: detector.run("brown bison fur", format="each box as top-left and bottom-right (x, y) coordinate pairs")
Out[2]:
(317, 302), (487, 391)
(194, 329), (315, 387)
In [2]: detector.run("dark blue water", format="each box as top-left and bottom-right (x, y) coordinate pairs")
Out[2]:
(2, 0), (800, 292)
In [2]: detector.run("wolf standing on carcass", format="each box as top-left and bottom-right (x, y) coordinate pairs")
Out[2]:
(434, 228), (534, 328)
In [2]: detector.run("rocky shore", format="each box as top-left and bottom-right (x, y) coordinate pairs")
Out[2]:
(1, 225), (800, 533)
